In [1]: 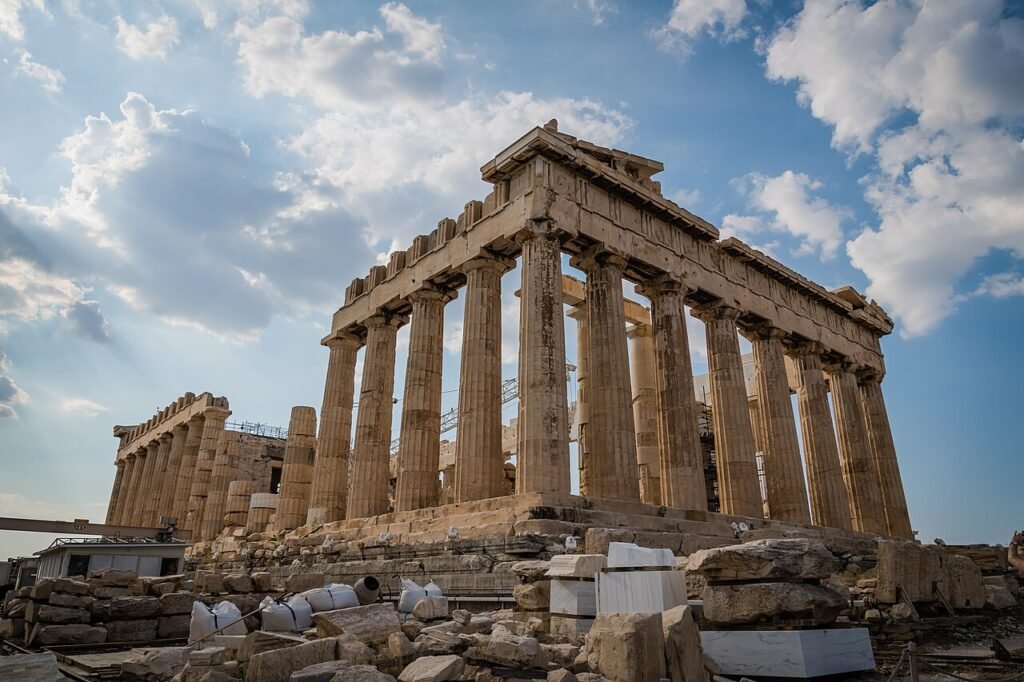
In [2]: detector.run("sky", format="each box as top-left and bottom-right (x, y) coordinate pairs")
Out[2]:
(0, 0), (1022, 560)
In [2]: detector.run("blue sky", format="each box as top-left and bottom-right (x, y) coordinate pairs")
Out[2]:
(1, 0), (1022, 559)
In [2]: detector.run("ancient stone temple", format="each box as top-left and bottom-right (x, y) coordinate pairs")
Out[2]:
(105, 122), (913, 563)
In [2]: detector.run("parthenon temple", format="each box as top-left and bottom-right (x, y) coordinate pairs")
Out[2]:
(105, 121), (913, 563)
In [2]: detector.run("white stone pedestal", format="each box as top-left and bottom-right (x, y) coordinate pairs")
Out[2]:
(701, 628), (875, 678)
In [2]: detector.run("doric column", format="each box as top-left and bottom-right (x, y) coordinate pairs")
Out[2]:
(691, 303), (762, 518)
(106, 460), (126, 524)
(396, 286), (454, 511)
(567, 305), (591, 496)
(224, 480), (255, 528)
(825, 360), (886, 535)
(788, 343), (851, 530)
(628, 323), (661, 505)
(246, 493), (278, 535)
(158, 425), (188, 524)
(859, 372), (913, 538)
(144, 434), (173, 525)
(570, 247), (639, 501)
(185, 406), (231, 534)
(748, 326), (811, 524)
(639, 276), (707, 511)
(453, 256), (511, 503)
(275, 406), (317, 531)
(114, 456), (137, 525)
(172, 415), (205, 526)
(201, 431), (241, 541)
(134, 442), (161, 526)
(307, 334), (361, 526)
(515, 223), (570, 494)
(347, 313), (403, 518)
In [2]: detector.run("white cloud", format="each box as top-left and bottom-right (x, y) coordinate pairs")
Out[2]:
(669, 187), (700, 206)
(652, 0), (748, 56)
(572, 0), (617, 26)
(973, 273), (1024, 299)
(14, 48), (64, 93)
(764, 0), (1024, 336)
(0, 350), (28, 419)
(0, 0), (46, 41)
(59, 397), (107, 416)
(723, 171), (848, 260)
(114, 14), (180, 60)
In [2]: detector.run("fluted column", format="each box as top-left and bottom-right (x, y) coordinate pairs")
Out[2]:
(143, 434), (173, 525)
(116, 454), (139, 524)
(826, 361), (886, 535)
(628, 323), (661, 505)
(453, 256), (510, 503)
(516, 223), (570, 494)
(396, 287), (454, 511)
(172, 415), (204, 525)
(185, 406), (231, 534)
(788, 343), (851, 530)
(158, 425), (188, 523)
(106, 460), (126, 524)
(274, 406), (317, 531)
(347, 313), (403, 518)
(749, 326), (811, 524)
(201, 431), (241, 541)
(639, 277), (707, 511)
(691, 303), (762, 518)
(571, 248), (639, 501)
(567, 305), (591, 496)
(133, 442), (160, 525)
(224, 480), (255, 528)
(307, 334), (361, 526)
(859, 373), (913, 538)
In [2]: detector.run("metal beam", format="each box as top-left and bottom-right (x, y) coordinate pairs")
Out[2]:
(0, 517), (192, 542)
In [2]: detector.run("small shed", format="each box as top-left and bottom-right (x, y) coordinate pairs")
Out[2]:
(34, 537), (187, 579)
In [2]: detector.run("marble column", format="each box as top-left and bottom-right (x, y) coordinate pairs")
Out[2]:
(114, 456), (137, 525)
(515, 222), (570, 494)
(144, 434), (173, 525)
(185, 406), (231, 534)
(567, 305), (591, 497)
(571, 248), (639, 501)
(396, 286), (454, 511)
(201, 431), (241, 541)
(826, 361), (886, 535)
(247, 493), (278, 535)
(691, 303), (762, 518)
(628, 323), (661, 505)
(121, 451), (145, 525)
(639, 277), (707, 511)
(135, 442), (161, 526)
(788, 343), (851, 530)
(347, 313), (403, 518)
(275, 406), (317, 531)
(106, 460), (126, 524)
(307, 334), (361, 526)
(158, 425), (188, 524)
(453, 256), (510, 503)
(224, 480), (255, 528)
(749, 326), (812, 524)
(859, 373), (913, 539)
(172, 415), (205, 526)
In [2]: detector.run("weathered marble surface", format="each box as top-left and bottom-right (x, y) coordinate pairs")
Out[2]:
(550, 579), (597, 616)
(701, 628), (875, 678)
(596, 570), (686, 614)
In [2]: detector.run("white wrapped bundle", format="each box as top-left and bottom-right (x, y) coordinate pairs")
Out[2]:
(189, 600), (247, 647)
(302, 583), (359, 612)
(259, 595), (313, 632)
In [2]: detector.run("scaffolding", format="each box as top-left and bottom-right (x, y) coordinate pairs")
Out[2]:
(226, 420), (288, 441)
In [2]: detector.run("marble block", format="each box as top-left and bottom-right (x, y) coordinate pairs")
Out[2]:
(607, 542), (675, 568)
(701, 628), (875, 678)
(547, 554), (607, 578)
(596, 570), (686, 614)
(551, 579), (597, 616)
(550, 615), (594, 637)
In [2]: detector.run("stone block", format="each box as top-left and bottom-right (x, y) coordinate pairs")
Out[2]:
(160, 591), (198, 615)
(550, 580), (597, 617)
(586, 612), (666, 682)
(252, 572), (274, 592)
(191, 646), (226, 665)
(986, 584), (1018, 610)
(150, 582), (176, 596)
(224, 574), (254, 594)
(312, 603), (400, 644)
(0, 651), (64, 682)
(412, 596), (448, 621)
(398, 654), (465, 682)
(700, 628), (875, 678)
(335, 633), (375, 665)
(246, 638), (336, 682)
(514, 581), (551, 610)
(30, 623), (107, 646)
(49, 592), (95, 609)
(547, 554), (607, 578)
(0, 617), (25, 638)
(511, 560), (551, 580)
(550, 616), (594, 638)
(54, 577), (91, 595)
(876, 540), (946, 604)
(26, 602), (91, 624)
(159, 614), (191, 638)
(471, 628), (542, 669)
(238, 630), (307, 663)
(548, 671), (577, 682)
(95, 586), (133, 599)
(107, 618), (159, 642)
(662, 605), (704, 682)
(701, 583), (845, 626)
(595, 571), (686, 614)
(686, 538), (834, 582)
(607, 542), (674, 569)
(121, 646), (189, 681)
(197, 572), (226, 595)
(90, 568), (138, 587)
(110, 596), (162, 619)
(286, 573), (325, 593)
(30, 578), (57, 600)
(541, 643), (581, 667)
(944, 555), (985, 609)
(291, 660), (353, 681)
(331, 665), (396, 681)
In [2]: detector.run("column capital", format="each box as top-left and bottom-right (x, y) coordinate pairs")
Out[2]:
(324, 332), (362, 351)
(462, 252), (515, 276)
(744, 323), (789, 342)
(171, 422), (189, 437)
(569, 243), (627, 273)
(158, 432), (173, 444)
(856, 367), (885, 384)
(626, 322), (653, 339)
(690, 300), (741, 323)
(636, 273), (693, 299)
(822, 356), (861, 375)
(202, 406), (232, 421)
(785, 340), (825, 358)
(513, 219), (566, 245)
(408, 283), (458, 305)
(364, 311), (409, 330)
(566, 303), (588, 322)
